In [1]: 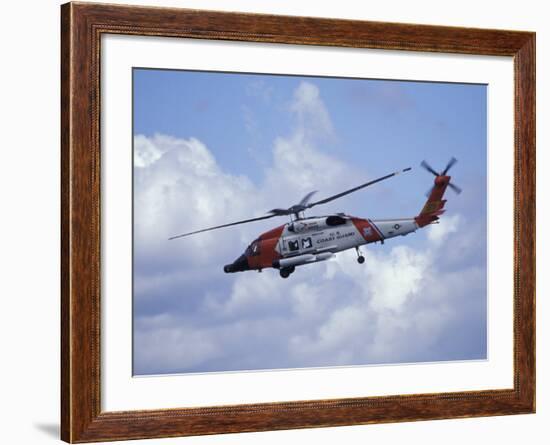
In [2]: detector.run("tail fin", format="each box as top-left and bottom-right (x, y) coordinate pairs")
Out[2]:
(415, 176), (450, 227)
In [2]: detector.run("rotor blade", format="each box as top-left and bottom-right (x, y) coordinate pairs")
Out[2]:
(420, 160), (439, 176)
(267, 208), (291, 216)
(442, 157), (458, 175)
(448, 182), (462, 194)
(298, 190), (318, 207)
(168, 213), (278, 240)
(306, 167), (412, 209)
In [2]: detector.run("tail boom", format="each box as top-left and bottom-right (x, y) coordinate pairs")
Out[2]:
(415, 176), (450, 228)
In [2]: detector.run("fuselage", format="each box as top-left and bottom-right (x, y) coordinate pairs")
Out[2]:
(223, 214), (418, 273)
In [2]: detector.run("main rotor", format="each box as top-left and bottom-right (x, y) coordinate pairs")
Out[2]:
(267, 167), (412, 221)
(168, 166), (412, 240)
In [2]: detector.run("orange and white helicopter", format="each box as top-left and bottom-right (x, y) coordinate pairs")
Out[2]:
(170, 159), (461, 278)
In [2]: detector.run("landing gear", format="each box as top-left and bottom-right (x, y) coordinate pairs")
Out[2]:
(356, 247), (365, 264)
(279, 266), (295, 279)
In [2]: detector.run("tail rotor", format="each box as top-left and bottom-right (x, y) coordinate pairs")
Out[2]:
(421, 157), (462, 196)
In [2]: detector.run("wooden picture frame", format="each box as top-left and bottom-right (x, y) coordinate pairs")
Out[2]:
(61, 2), (535, 442)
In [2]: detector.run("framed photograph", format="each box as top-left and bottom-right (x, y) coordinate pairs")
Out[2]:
(61, 2), (535, 442)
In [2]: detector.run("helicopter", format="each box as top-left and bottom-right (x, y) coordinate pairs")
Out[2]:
(169, 158), (461, 278)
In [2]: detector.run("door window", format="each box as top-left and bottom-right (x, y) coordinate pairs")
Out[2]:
(288, 239), (300, 252)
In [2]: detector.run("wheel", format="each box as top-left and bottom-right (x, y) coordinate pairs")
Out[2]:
(288, 266), (295, 273)
(357, 255), (365, 264)
(280, 269), (291, 278)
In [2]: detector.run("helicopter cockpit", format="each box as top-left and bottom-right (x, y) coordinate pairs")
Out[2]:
(245, 238), (260, 256)
(224, 238), (261, 273)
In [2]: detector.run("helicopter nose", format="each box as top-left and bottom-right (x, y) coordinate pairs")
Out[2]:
(223, 254), (250, 273)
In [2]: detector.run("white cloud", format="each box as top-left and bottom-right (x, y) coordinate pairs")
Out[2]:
(208, 271), (285, 317)
(134, 134), (169, 168)
(365, 246), (430, 311)
(426, 214), (462, 246)
(318, 305), (369, 348)
(133, 134), (260, 268)
(285, 245), (430, 364)
(134, 315), (221, 371)
(290, 81), (334, 138)
(265, 132), (350, 196)
(289, 282), (328, 321)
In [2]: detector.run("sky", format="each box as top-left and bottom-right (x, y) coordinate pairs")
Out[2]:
(132, 68), (487, 375)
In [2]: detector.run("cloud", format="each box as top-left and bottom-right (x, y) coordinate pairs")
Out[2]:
(134, 134), (169, 168)
(134, 314), (221, 372)
(366, 246), (430, 311)
(133, 134), (259, 267)
(246, 79), (274, 103)
(427, 214), (462, 246)
(290, 81), (334, 138)
(283, 229), (485, 367)
(265, 132), (350, 197)
(132, 81), (487, 375)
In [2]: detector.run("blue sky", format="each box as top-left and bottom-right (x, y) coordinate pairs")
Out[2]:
(132, 68), (487, 375)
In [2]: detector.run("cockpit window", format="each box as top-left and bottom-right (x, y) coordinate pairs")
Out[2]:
(288, 240), (299, 252)
(245, 239), (260, 256)
(326, 215), (347, 226)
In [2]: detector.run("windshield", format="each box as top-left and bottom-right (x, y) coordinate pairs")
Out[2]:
(245, 239), (260, 256)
